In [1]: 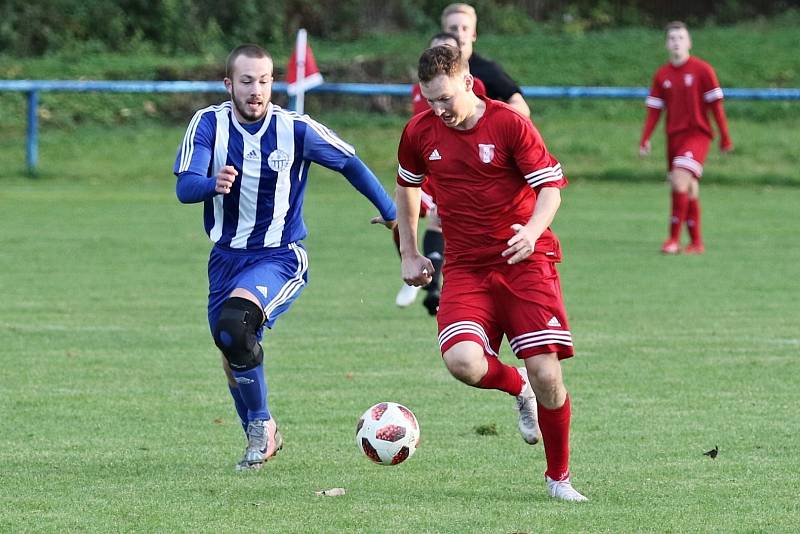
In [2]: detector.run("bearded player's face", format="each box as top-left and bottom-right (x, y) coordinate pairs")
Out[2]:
(226, 55), (273, 123)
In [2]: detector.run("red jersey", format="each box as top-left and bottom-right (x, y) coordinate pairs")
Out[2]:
(397, 97), (566, 267)
(411, 77), (487, 115)
(646, 56), (724, 138)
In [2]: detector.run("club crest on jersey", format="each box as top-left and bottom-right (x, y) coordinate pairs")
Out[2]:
(478, 144), (495, 163)
(267, 149), (290, 172)
(684, 73), (694, 86)
(663, 79), (672, 89)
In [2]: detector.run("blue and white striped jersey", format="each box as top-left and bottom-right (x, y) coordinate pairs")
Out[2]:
(174, 101), (358, 250)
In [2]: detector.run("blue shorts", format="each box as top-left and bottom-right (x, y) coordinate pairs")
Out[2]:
(207, 243), (308, 338)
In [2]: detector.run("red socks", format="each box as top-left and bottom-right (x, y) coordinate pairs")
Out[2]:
(670, 190), (689, 241)
(539, 395), (572, 481)
(476, 356), (524, 395)
(687, 198), (702, 244)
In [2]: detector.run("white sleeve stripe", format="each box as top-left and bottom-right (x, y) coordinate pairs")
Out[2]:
(179, 111), (204, 173)
(703, 88), (724, 102)
(398, 164), (424, 184)
(525, 163), (561, 179)
(179, 104), (226, 173)
(295, 113), (355, 156)
(645, 96), (664, 109)
(527, 175), (562, 188)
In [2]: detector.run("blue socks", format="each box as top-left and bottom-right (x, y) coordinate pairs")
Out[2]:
(228, 385), (249, 433)
(230, 364), (270, 423)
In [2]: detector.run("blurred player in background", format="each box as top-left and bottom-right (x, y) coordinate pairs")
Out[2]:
(173, 44), (396, 471)
(395, 45), (587, 501)
(640, 21), (733, 254)
(441, 3), (530, 117)
(395, 31), (487, 315)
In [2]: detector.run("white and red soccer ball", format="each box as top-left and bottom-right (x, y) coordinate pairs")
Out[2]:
(356, 402), (420, 465)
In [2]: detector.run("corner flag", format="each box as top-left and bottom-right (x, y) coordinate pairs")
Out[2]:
(286, 28), (323, 114)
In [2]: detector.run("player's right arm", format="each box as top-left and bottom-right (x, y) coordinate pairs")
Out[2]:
(173, 109), (235, 203)
(640, 73), (665, 156)
(396, 123), (433, 287)
(396, 185), (433, 287)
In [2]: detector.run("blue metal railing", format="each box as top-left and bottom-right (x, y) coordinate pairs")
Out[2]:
(1, 80), (799, 174)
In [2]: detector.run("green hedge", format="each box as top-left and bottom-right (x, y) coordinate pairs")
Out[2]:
(2, 0), (796, 57)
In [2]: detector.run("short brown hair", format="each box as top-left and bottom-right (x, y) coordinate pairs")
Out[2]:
(665, 21), (688, 35)
(226, 44), (272, 78)
(418, 45), (468, 83)
(440, 3), (477, 28)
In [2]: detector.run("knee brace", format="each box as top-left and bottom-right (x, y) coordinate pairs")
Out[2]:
(213, 297), (265, 371)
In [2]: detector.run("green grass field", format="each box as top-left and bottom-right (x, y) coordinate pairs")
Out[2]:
(1, 112), (799, 532)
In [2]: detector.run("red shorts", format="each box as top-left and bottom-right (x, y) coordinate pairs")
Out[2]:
(667, 131), (711, 179)
(436, 261), (574, 360)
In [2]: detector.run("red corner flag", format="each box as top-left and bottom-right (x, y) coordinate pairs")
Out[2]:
(286, 29), (323, 112)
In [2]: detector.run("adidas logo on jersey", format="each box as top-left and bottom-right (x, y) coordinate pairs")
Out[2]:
(547, 316), (562, 327)
(245, 148), (260, 160)
(428, 149), (442, 161)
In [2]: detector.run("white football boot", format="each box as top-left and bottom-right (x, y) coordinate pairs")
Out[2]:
(546, 475), (588, 502)
(515, 367), (540, 445)
(395, 283), (421, 307)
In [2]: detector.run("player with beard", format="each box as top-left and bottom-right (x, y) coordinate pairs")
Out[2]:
(173, 44), (396, 470)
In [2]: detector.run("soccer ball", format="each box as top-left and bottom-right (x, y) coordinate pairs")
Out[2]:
(355, 402), (420, 466)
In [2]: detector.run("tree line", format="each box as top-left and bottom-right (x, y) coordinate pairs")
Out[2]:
(1, 0), (796, 56)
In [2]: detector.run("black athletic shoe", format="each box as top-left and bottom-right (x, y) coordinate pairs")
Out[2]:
(422, 289), (440, 316)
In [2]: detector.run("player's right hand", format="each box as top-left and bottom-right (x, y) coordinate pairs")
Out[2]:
(215, 165), (238, 194)
(639, 140), (651, 157)
(401, 255), (433, 287)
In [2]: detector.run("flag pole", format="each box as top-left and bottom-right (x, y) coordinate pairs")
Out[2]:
(294, 29), (307, 114)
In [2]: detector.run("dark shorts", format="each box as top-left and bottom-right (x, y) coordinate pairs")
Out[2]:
(436, 261), (574, 360)
(207, 243), (308, 338)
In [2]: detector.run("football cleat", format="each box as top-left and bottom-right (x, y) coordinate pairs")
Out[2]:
(515, 367), (540, 445)
(683, 242), (705, 255)
(235, 418), (283, 471)
(546, 475), (588, 502)
(395, 283), (421, 307)
(661, 239), (680, 255)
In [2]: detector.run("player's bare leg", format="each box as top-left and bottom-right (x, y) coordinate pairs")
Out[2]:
(443, 341), (539, 444)
(442, 341), (488, 385)
(524, 354), (587, 502)
(663, 168), (693, 254)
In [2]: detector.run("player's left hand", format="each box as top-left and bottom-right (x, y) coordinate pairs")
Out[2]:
(502, 223), (537, 265)
(370, 216), (397, 230)
(720, 142), (733, 154)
